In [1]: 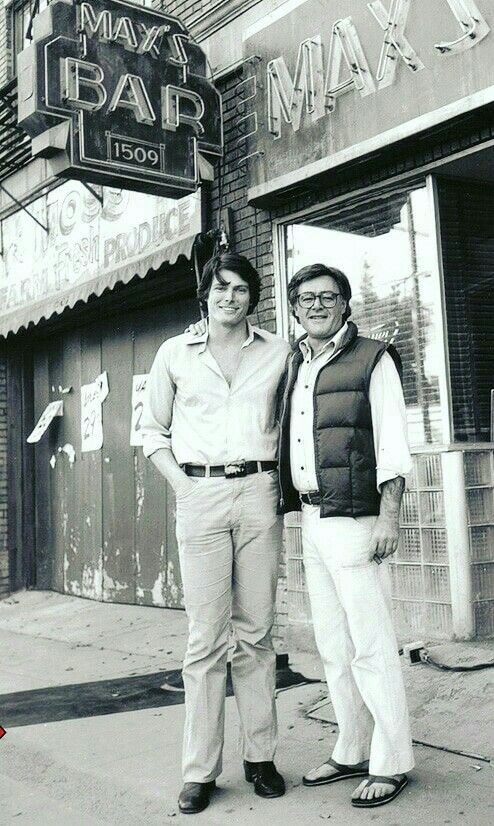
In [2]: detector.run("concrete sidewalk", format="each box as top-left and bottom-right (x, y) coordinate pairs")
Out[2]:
(0, 590), (493, 824)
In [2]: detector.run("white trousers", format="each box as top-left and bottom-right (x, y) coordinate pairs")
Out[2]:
(175, 471), (282, 783)
(302, 506), (414, 776)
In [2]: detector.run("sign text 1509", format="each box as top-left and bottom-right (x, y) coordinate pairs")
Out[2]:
(108, 134), (161, 173)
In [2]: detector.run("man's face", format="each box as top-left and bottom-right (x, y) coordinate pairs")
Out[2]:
(295, 275), (347, 341)
(207, 269), (251, 328)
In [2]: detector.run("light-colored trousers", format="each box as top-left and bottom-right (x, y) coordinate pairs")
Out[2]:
(301, 505), (415, 776)
(175, 471), (282, 783)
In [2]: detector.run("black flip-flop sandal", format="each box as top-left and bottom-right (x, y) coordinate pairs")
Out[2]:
(303, 757), (369, 787)
(351, 774), (408, 807)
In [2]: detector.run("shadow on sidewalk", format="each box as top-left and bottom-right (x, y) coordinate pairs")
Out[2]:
(1, 656), (317, 728)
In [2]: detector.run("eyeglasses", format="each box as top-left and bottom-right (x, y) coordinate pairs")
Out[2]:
(296, 291), (341, 309)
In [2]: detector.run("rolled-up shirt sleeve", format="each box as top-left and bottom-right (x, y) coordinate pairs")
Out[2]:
(369, 351), (413, 491)
(141, 341), (175, 459)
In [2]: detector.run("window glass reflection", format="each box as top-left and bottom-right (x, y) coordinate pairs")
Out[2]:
(285, 185), (447, 447)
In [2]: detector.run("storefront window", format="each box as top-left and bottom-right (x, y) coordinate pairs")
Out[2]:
(283, 182), (449, 448)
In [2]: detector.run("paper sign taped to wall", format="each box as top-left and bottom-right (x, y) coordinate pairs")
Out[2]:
(81, 380), (104, 452)
(27, 400), (63, 443)
(130, 374), (148, 447)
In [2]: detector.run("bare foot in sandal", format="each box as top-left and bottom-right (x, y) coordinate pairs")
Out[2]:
(303, 758), (369, 786)
(351, 774), (408, 807)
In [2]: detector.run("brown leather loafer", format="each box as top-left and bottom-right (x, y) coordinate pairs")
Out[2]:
(244, 760), (285, 798)
(178, 780), (216, 814)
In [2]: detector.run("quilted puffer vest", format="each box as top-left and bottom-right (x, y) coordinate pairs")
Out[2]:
(278, 322), (401, 518)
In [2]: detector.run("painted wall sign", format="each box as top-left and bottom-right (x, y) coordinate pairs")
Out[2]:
(81, 371), (109, 452)
(17, 0), (222, 196)
(27, 400), (64, 443)
(243, 0), (493, 202)
(130, 374), (148, 446)
(0, 182), (201, 320)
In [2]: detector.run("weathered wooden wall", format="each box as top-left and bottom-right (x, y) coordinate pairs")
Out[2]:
(29, 294), (196, 606)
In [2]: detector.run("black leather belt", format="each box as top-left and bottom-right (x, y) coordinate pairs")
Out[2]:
(300, 491), (321, 506)
(183, 461), (277, 478)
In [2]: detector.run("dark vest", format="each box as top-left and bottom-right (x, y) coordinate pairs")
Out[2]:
(278, 322), (401, 518)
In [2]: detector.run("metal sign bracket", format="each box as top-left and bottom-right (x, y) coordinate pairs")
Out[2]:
(81, 181), (104, 205)
(0, 182), (48, 233)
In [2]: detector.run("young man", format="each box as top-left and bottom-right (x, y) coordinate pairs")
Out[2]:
(141, 253), (290, 814)
(278, 263), (414, 808)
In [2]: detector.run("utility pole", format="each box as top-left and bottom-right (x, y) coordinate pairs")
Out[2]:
(407, 194), (432, 443)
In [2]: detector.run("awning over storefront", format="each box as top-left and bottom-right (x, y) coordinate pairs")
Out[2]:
(0, 183), (201, 337)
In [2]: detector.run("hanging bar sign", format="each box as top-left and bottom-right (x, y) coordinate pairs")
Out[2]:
(17, 0), (222, 197)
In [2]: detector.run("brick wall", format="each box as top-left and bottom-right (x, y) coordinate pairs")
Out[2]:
(0, 351), (9, 598)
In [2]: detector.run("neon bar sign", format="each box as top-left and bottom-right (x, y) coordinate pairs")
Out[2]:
(17, 0), (222, 197)
(266, 0), (490, 138)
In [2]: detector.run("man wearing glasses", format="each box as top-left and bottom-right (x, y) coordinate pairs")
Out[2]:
(278, 263), (414, 808)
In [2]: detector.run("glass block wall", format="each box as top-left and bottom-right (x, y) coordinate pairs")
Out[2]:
(284, 450), (494, 641)
(390, 453), (451, 639)
(466, 451), (494, 637)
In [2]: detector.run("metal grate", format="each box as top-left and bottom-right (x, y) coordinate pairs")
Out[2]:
(0, 79), (32, 185)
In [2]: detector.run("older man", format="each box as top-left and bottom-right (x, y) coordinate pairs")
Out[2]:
(278, 263), (414, 808)
(141, 253), (289, 814)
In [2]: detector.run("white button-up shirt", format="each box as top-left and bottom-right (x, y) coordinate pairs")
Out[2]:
(141, 322), (290, 465)
(290, 322), (412, 493)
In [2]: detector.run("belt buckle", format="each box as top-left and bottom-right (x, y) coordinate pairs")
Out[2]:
(224, 462), (247, 478)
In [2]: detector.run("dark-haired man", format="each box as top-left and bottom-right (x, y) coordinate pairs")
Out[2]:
(141, 253), (289, 814)
(278, 264), (414, 808)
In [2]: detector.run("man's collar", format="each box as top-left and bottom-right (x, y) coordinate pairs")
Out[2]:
(299, 321), (349, 358)
(184, 320), (266, 352)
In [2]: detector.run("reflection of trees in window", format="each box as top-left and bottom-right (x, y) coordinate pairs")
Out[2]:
(351, 199), (440, 444)
(285, 185), (445, 445)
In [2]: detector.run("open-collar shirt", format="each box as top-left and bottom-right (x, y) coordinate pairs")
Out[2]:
(142, 321), (290, 465)
(290, 322), (412, 492)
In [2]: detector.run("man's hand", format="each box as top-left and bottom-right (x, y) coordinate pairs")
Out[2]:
(174, 477), (198, 498)
(185, 318), (208, 336)
(368, 513), (400, 560)
(369, 476), (405, 562)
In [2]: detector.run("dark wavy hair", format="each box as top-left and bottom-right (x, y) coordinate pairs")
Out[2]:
(288, 263), (352, 322)
(197, 253), (262, 315)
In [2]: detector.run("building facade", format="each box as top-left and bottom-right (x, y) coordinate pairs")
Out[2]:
(1, 0), (493, 644)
